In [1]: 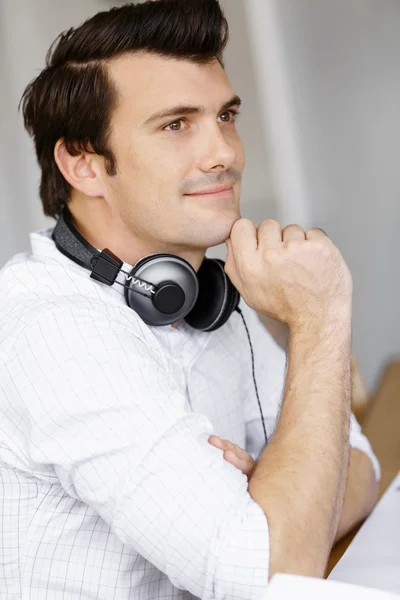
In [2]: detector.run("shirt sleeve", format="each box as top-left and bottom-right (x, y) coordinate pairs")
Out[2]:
(349, 413), (380, 481)
(11, 305), (270, 600)
(241, 303), (380, 481)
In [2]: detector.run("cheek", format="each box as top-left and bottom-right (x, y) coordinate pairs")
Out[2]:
(136, 139), (191, 185)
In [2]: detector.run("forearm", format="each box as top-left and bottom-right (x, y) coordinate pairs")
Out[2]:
(334, 448), (378, 544)
(248, 314), (352, 579)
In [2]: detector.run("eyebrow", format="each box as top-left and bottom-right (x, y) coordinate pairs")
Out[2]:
(143, 94), (242, 127)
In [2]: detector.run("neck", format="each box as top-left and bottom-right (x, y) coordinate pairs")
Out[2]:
(68, 196), (206, 273)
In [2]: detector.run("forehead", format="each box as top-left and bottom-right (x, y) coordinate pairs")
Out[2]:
(107, 52), (235, 122)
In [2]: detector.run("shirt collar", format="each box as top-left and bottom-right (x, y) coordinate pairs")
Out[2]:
(30, 226), (135, 301)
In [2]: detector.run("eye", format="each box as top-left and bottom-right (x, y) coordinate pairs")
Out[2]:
(218, 109), (240, 123)
(164, 119), (186, 132)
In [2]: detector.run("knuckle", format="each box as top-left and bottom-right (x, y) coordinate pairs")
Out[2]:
(242, 258), (258, 276)
(283, 239), (303, 252)
(311, 238), (332, 255)
(262, 246), (281, 264)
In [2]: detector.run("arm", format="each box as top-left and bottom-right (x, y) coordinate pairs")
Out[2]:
(222, 219), (357, 580)
(248, 316), (352, 579)
(15, 307), (271, 600)
(217, 442), (378, 547)
(333, 447), (378, 543)
(211, 440), (378, 547)
(252, 312), (380, 545)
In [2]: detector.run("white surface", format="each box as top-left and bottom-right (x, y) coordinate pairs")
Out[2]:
(329, 472), (400, 594)
(267, 0), (400, 392)
(265, 573), (400, 600)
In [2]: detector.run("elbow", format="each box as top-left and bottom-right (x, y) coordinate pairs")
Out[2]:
(265, 514), (329, 581)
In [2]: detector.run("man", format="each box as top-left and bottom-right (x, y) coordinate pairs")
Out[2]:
(0, 1), (379, 598)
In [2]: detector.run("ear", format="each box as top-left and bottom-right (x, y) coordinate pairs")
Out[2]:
(54, 139), (106, 198)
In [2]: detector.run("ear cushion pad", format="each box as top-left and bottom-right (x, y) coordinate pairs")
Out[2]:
(211, 259), (240, 331)
(124, 253), (199, 326)
(185, 258), (240, 331)
(129, 253), (175, 276)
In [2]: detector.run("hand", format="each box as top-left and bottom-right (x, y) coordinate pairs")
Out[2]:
(208, 435), (256, 480)
(225, 219), (353, 332)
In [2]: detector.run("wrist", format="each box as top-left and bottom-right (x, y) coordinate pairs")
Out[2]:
(290, 302), (352, 340)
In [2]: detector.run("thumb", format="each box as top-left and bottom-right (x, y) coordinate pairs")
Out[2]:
(225, 238), (233, 259)
(230, 218), (258, 256)
(224, 238), (238, 283)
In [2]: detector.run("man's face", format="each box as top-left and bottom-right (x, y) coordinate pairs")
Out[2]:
(104, 52), (245, 253)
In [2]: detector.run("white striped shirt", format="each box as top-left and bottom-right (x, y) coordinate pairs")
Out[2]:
(0, 228), (379, 599)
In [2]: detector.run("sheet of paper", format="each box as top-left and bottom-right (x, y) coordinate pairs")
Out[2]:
(329, 471), (400, 594)
(264, 573), (400, 600)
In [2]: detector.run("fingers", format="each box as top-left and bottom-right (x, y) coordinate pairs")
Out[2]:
(224, 217), (339, 323)
(282, 224), (306, 241)
(208, 436), (249, 460)
(208, 435), (256, 476)
(229, 218), (258, 259)
(225, 238), (239, 282)
(305, 227), (329, 240)
(257, 219), (282, 246)
(225, 219), (258, 284)
(228, 220), (328, 249)
(208, 435), (225, 450)
(257, 221), (329, 243)
(223, 450), (255, 476)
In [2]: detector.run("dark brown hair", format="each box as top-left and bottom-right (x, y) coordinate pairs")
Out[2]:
(20, 0), (229, 218)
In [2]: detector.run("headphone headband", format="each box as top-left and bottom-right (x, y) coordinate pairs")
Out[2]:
(53, 209), (160, 297)
(53, 207), (98, 271)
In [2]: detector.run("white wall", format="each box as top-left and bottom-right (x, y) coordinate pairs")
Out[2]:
(260, 0), (400, 391)
(0, 0), (119, 263)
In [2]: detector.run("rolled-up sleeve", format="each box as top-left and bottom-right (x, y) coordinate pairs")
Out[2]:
(349, 413), (380, 481)
(13, 307), (270, 600)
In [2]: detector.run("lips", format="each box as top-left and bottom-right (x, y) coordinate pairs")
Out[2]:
(185, 185), (233, 195)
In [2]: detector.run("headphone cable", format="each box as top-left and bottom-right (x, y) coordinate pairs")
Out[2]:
(236, 307), (268, 447)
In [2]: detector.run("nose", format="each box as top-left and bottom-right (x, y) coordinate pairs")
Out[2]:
(198, 122), (238, 173)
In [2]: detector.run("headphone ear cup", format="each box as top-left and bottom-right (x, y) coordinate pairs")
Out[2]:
(218, 259), (240, 320)
(212, 259), (240, 330)
(124, 253), (199, 326)
(185, 258), (240, 332)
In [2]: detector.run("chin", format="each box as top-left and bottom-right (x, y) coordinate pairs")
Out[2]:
(187, 207), (240, 249)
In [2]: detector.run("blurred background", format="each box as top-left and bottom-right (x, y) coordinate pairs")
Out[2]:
(0, 0), (399, 396)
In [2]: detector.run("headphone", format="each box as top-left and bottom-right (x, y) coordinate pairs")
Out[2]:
(53, 207), (240, 331)
(52, 207), (268, 445)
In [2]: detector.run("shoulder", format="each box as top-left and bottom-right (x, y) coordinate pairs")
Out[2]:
(0, 250), (158, 363)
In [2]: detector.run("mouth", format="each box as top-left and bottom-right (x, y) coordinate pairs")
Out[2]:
(184, 185), (234, 199)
